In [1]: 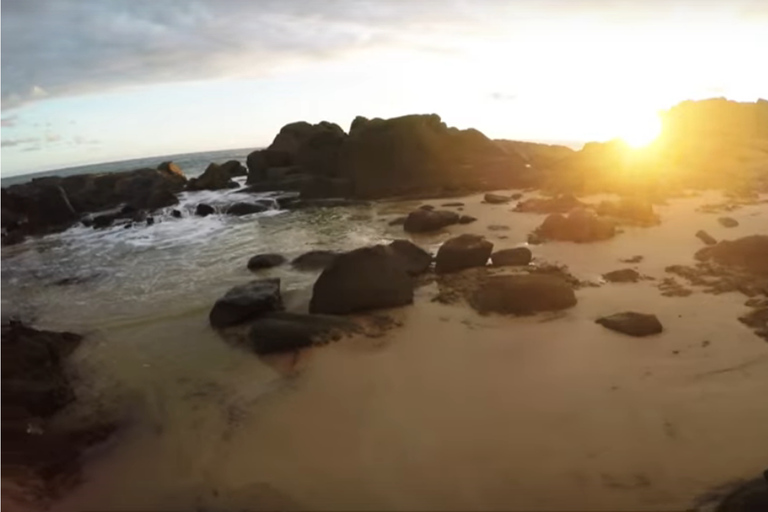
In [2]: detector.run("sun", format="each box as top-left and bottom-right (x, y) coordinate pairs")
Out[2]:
(618, 114), (662, 149)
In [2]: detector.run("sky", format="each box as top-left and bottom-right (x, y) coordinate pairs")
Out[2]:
(1, 0), (767, 177)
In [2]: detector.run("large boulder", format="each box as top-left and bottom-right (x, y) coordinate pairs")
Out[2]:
(21, 185), (79, 232)
(246, 149), (293, 183)
(388, 239), (432, 275)
(697, 235), (768, 275)
(187, 163), (235, 191)
(515, 194), (585, 214)
(309, 245), (415, 314)
(435, 234), (493, 274)
(403, 209), (460, 233)
(248, 312), (358, 354)
(491, 247), (532, 266)
(596, 312), (663, 337)
(195, 203), (215, 217)
(470, 275), (577, 314)
(534, 209), (616, 243)
(484, 193), (511, 204)
(220, 160), (248, 178)
(294, 122), (347, 177)
(596, 198), (659, 225)
(209, 279), (283, 328)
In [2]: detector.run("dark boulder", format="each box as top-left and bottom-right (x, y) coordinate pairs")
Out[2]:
(209, 279), (283, 329)
(738, 307), (768, 341)
(603, 268), (641, 283)
(491, 247), (532, 266)
(247, 253), (286, 271)
(220, 160), (248, 178)
(294, 122), (347, 178)
(309, 245), (415, 314)
(596, 312), (663, 337)
(403, 209), (460, 233)
(515, 194), (585, 214)
(484, 193), (511, 204)
(696, 230), (717, 246)
(226, 202), (269, 216)
(388, 239), (432, 275)
(435, 234), (493, 274)
(92, 214), (115, 229)
(458, 215), (477, 224)
(145, 188), (179, 210)
(248, 312), (359, 354)
(195, 203), (215, 217)
(187, 163), (236, 191)
(699, 235), (768, 274)
(718, 216), (739, 228)
(171, 209), (182, 218)
(534, 209), (615, 243)
(146, 216), (155, 226)
(246, 149), (294, 183)
(714, 471), (768, 512)
(470, 275), (577, 315)
(158, 161), (184, 178)
(292, 250), (339, 271)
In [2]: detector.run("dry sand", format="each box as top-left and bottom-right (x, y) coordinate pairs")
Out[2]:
(51, 191), (768, 511)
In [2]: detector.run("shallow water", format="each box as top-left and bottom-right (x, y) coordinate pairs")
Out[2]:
(3, 189), (768, 511)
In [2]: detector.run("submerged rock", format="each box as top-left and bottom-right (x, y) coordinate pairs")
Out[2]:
(291, 250), (339, 271)
(247, 253), (286, 271)
(696, 230), (718, 246)
(249, 312), (359, 354)
(603, 268), (641, 283)
(209, 279), (283, 328)
(435, 234), (493, 274)
(225, 202), (268, 216)
(310, 245), (415, 314)
(596, 312), (663, 337)
(403, 209), (460, 233)
(470, 274), (577, 315)
(491, 247), (532, 266)
(195, 203), (215, 217)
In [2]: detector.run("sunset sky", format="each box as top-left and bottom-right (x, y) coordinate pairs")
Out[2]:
(2, 0), (767, 176)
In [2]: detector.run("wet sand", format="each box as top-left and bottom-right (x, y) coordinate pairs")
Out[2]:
(22, 191), (768, 511)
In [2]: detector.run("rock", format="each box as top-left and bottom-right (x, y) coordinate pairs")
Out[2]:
(92, 214), (115, 229)
(738, 307), (768, 340)
(145, 188), (179, 210)
(220, 160), (248, 178)
(283, 197), (367, 209)
(515, 194), (585, 213)
(714, 472), (768, 512)
(441, 202), (464, 207)
(491, 247), (532, 266)
(403, 209), (460, 233)
(435, 234), (493, 274)
(309, 245), (415, 314)
(470, 275), (577, 315)
(701, 235), (768, 275)
(146, 217), (155, 226)
(487, 224), (510, 231)
(535, 209), (615, 243)
(209, 279), (283, 329)
(187, 163), (236, 191)
(596, 312), (663, 337)
(620, 255), (644, 263)
(123, 222), (133, 229)
(596, 198), (659, 225)
(195, 203), (215, 217)
(388, 216), (407, 226)
(484, 193), (511, 204)
(719, 216), (739, 228)
(419, 204), (435, 211)
(388, 239), (432, 275)
(225, 202), (268, 216)
(603, 269), (641, 283)
(458, 215), (477, 224)
(696, 230), (717, 246)
(158, 161), (184, 177)
(171, 209), (182, 218)
(248, 312), (358, 354)
(510, 193), (523, 200)
(291, 250), (339, 271)
(246, 149), (293, 182)
(247, 253), (286, 271)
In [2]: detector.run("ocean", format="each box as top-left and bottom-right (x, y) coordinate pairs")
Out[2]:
(0, 147), (254, 188)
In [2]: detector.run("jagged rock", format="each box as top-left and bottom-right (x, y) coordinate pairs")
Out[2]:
(226, 202), (269, 216)
(388, 239), (432, 275)
(187, 163), (236, 191)
(534, 209), (615, 243)
(699, 235), (768, 274)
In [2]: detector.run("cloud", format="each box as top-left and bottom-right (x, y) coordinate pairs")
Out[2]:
(1, 115), (19, 127)
(1, 137), (39, 147)
(45, 133), (62, 142)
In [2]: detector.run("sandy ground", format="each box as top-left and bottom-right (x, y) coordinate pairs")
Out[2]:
(47, 190), (768, 511)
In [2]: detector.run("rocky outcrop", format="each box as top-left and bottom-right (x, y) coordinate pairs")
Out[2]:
(435, 234), (493, 274)
(309, 245), (415, 314)
(247, 253), (286, 271)
(595, 198), (659, 226)
(209, 279), (283, 328)
(491, 247), (532, 266)
(738, 307), (768, 341)
(494, 140), (575, 170)
(696, 235), (768, 275)
(187, 163), (236, 191)
(515, 194), (585, 214)
(470, 275), (577, 314)
(533, 209), (616, 243)
(596, 312), (663, 337)
(403, 209), (460, 233)
(248, 312), (358, 354)
(220, 160), (248, 178)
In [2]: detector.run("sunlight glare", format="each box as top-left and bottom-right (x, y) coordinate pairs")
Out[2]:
(618, 114), (662, 148)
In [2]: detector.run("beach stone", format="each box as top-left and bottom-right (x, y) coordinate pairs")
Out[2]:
(484, 193), (511, 204)
(209, 279), (283, 328)
(248, 312), (359, 354)
(535, 209), (615, 243)
(596, 312), (663, 337)
(226, 202), (268, 216)
(603, 268), (641, 283)
(195, 203), (215, 217)
(310, 245), (414, 314)
(491, 247), (532, 266)
(458, 215), (477, 224)
(435, 234), (493, 274)
(515, 194), (585, 213)
(718, 216), (739, 228)
(510, 193), (523, 200)
(388, 239), (432, 275)
(292, 250), (339, 271)
(696, 230), (717, 246)
(247, 253), (286, 271)
(487, 224), (510, 231)
(470, 274), (577, 315)
(403, 209), (460, 233)
(700, 235), (768, 275)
